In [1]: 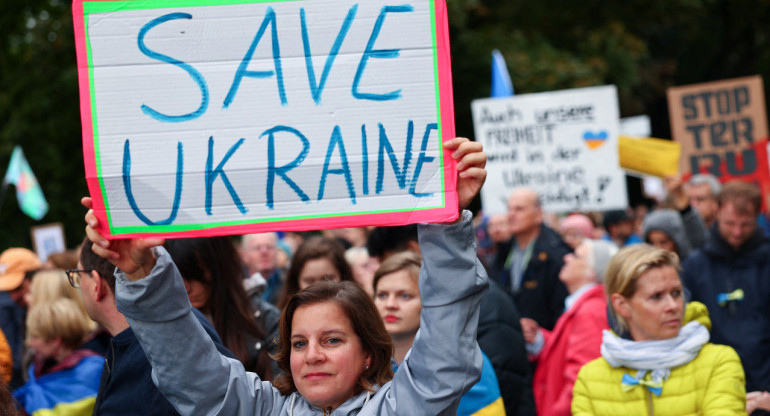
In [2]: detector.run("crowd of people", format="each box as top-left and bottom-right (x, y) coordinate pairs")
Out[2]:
(1, 139), (770, 415)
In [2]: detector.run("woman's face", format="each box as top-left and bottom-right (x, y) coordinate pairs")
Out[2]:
(182, 278), (210, 310)
(28, 334), (58, 361)
(373, 270), (422, 339)
(299, 258), (341, 290)
(647, 230), (676, 253)
(290, 302), (369, 410)
(615, 265), (684, 341)
(559, 243), (591, 287)
(350, 255), (379, 298)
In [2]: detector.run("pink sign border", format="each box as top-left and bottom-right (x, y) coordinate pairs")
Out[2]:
(72, 0), (458, 238)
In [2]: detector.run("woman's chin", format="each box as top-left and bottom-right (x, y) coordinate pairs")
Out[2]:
(658, 324), (682, 340)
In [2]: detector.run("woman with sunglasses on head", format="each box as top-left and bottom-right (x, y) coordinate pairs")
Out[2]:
(83, 138), (487, 415)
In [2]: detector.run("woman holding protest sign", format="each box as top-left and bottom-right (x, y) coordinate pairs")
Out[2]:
(82, 137), (487, 415)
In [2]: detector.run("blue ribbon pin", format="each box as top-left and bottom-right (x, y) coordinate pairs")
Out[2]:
(621, 373), (663, 396)
(717, 288), (744, 307)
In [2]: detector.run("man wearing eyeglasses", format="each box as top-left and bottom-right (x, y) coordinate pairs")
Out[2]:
(73, 238), (234, 415)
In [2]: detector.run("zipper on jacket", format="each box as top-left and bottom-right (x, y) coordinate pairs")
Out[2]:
(646, 389), (653, 415)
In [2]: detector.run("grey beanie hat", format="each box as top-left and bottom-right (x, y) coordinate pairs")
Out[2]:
(642, 209), (692, 258)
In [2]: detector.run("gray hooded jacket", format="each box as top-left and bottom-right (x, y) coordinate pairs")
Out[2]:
(115, 211), (487, 415)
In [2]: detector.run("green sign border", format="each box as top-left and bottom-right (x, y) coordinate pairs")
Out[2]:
(81, 0), (446, 233)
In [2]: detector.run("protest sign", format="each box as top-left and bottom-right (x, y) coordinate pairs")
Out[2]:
(619, 115), (666, 201)
(30, 223), (66, 263)
(73, 0), (456, 238)
(618, 136), (682, 178)
(620, 115), (652, 138)
(668, 76), (769, 183)
(471, 85), (627, 214)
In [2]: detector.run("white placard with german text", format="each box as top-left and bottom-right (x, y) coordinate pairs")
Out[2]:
(472, 85), (627, 214)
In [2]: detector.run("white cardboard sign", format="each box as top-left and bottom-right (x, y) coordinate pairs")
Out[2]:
(472, 85), (628, 214)
(73, 0), (457, 238)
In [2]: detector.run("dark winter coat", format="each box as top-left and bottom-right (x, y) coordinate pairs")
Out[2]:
(682, 225), (770, 392)
(477, 280), (536, 416)
(491, 224), (570, 330)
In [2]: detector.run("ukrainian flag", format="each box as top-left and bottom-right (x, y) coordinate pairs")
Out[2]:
(13, 355), (103, 416)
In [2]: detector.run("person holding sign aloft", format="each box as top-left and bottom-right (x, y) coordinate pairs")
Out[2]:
(82, 138), (487, 415)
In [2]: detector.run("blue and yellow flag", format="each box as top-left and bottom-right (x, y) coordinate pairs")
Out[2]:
(3, 146), (48, 220)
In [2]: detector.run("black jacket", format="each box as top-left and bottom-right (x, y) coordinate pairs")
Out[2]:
(491, 224), (570, 330)
(477, 280), (536, 416)
(682, 225), (770, 392)
(93, 309), (233, 415)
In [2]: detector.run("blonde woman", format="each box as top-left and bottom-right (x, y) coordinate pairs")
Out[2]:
(13, 299), (103, 416)
(572, 244), (746, 415)
(26, 270), (96, 332)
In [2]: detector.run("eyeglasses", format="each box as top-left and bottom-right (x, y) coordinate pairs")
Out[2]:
(65, 269), (92, 288)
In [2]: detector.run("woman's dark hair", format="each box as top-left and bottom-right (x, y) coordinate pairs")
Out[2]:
(277, 236), (354, 309)
(273, 281), (394, 395)
(79, 237), (117, 293)
(164, 237), (272, 380)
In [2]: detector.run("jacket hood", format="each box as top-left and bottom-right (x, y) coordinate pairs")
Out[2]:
(642, 209), (692, 258)
(683, 301), (711, 331)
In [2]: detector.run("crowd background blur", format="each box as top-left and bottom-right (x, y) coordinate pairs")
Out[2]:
(2, 171), (770, 414)
(4, 2), (770, 411)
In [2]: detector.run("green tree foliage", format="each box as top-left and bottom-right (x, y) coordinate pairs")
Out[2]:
(447, 0), (770, 138)
(1, 0), (770, 250)
(1, 0), (85, 250)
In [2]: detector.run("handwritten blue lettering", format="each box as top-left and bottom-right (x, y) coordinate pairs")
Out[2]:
(409, 123), (437, 196)
(259, 126), (310, 209)
(224, 7), (287, 108)
(137, 13), (209, 123)
(352, 5), (413, 101)
(318, 126), (356, 203)
(361, 124), (369, 196)
(205, 137), (248, 215)
(123, 139), (183, 225)
(376, 120), (413, 194)
(301, 5), (358, 105)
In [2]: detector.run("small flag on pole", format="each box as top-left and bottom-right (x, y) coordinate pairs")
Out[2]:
(3, 146), (48, 220)
(490, 49), (514, 97)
